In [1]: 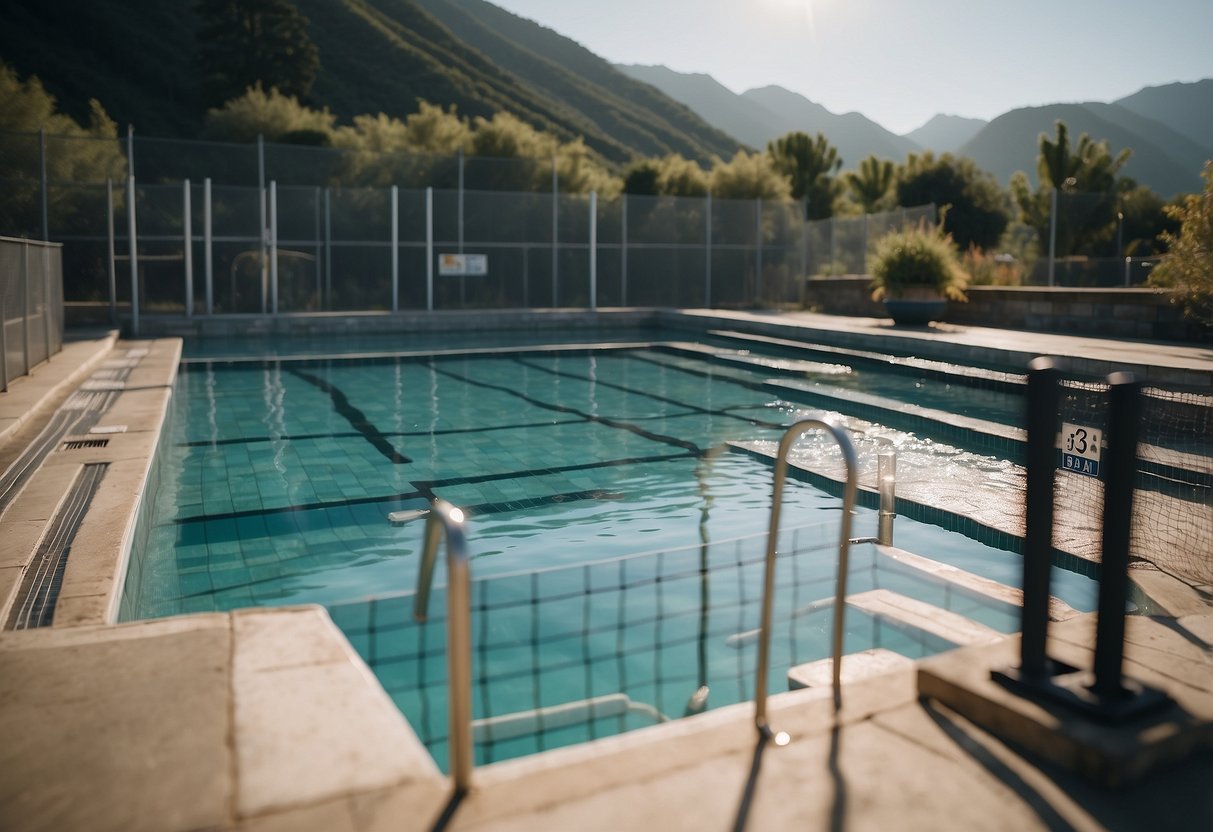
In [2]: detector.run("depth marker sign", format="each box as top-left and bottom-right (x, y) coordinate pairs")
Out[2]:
(1059, 422), (1101, 478)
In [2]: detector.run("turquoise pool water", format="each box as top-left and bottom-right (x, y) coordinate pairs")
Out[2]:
(121, 335), (1101, 769)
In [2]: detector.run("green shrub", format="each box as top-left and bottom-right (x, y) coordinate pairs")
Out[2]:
(1149, 162), (1213, 326)
(868, 222), (968, 301)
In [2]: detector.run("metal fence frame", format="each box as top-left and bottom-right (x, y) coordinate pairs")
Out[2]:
(1, 236), (64, 392)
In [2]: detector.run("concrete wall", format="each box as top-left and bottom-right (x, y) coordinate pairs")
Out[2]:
(801, 276), (1209, 342)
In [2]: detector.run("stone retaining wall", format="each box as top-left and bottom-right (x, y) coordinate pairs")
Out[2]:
(801, 276), (1208, 341)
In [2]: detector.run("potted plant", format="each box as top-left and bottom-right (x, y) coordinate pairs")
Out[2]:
(868, 221), (968, 325)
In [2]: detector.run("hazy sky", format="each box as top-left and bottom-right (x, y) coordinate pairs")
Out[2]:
(489, 0), (1213, 135)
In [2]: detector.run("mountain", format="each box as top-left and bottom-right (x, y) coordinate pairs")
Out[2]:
(615, 65), (782, 150)
(0, 0), (738, 164)
(904, 115), (987, 153)
(618, 65), (919, 166)
(958, 102), (1208, 196)
(1115, 79), (1213, 154)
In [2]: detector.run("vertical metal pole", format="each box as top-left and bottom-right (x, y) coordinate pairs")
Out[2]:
(621, 194), (628, 307)
(1091, 373), (1142, 698)
(0, 262), (7, 391)
(457, 149), (464, 254)
(258, 135), (267, 313)
(878, 448), (896, 545)
(324, 187), (332, 310)
(1020, 357), (1059, 678)
(204, 178), (213, 315)
(21, 243), (30, 374)
(391, 185), (399, 313)
(106, 178), (117, 326)
(551, 155), (559, 307)
(1048, 188), (1058, 287)
(425, 186), (434, 312)
(704, 193), (712, 308)
(1124, 257), (1131, 288)
(127, 173), (140, 337)
(313, 187), (321, 309)
(42, 246), (51, 362)
(39, 127), (49, 242)
(755, 198), (763, 305)
(269, 180), (278, 315)
(588, 191), (597, 311)
(183, 179), (193, 318)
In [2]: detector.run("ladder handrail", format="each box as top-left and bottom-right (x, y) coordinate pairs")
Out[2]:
(412, 499), (473, 794)
(754, 417), (859, 742)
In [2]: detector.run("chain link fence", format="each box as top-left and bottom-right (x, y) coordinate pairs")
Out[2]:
(1, 129), (932, 319)
(0, 236), (64, 391)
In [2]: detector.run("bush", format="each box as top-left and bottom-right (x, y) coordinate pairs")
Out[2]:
(868, 222), (968, 301)
(962, 247), (1023, 286)
(1149, 162), (1213, 326)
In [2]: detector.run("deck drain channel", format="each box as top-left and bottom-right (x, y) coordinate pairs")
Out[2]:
(63, 438), (110, 451)
(5, 462), (109, 630)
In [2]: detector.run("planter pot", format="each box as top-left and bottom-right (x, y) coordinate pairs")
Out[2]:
(884, 298), (947, 326)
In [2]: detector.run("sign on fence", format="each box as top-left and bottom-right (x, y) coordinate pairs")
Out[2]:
(438, 253), (488, 276)
(1059, 421), (1101, 478)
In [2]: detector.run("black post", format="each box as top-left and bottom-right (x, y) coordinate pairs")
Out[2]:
(1091, 372), (1142, 699)
(1021, 357), (1060, 678)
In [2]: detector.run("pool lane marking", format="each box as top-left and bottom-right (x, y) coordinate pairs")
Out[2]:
(430, 362), (704, 456)
(511, 355), (787, 431)
(173, 418), (588, 448)
(170, 451), (697, 526)
(286, 367), (412, 464)
(170, 487), (641, 600)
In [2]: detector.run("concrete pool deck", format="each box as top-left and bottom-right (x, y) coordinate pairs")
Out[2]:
(1, 310), (1210, 830)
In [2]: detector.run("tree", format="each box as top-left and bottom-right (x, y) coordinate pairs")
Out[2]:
(203, 84), (335, 143)
(624, 155), (708, 198)
(844, 155), (895, 214)
(1011, 120), (1131, 257)
(897, 152), (1009, 251)
(1149, 162), (1213, 326)
(766, 132), (841, 219)
(196, 0), (320, 108)
(709, 150), (792, 201)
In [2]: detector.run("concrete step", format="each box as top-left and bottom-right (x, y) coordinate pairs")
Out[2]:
(846, 588), (1005, 648)
(787, 647), (914, 690)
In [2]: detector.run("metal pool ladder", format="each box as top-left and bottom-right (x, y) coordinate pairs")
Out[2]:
(754, 416), (859, 746)
(410, 499), (474, 794)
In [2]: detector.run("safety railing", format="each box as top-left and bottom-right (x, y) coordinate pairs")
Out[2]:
(754, 416), (859, 743)
(407, 499), (473, 794)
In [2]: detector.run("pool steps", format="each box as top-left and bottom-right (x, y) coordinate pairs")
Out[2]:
(787, 647), (913, 690)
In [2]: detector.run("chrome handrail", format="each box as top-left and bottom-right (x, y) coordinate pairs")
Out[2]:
(412, 499), (473, 794)
(754, 417), (859, 743)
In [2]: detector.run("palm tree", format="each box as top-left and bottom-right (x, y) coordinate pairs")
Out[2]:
(845, 155), (895, 213)
(767, 132), (841, 219)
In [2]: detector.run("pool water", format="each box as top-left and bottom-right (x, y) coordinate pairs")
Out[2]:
(120, 337), (1100, 768)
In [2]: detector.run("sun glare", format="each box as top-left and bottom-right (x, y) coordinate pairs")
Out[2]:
(757, 0), (818, 37)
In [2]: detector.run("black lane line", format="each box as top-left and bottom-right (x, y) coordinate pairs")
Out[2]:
(171, 451), (697, 527)
(287, 367), (412, 464)
(626, 349), (786, 398)
(174, 487), (629, 600)
(175, 418), (588, 448)
(512, 355), (787, 431)
(430, 362), (704, 456)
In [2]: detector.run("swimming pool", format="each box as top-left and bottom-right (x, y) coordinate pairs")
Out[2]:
(120, 332), (1100, 768)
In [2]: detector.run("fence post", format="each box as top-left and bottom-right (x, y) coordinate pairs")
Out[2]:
(425, 186), (434, 312)
(391, 185), (399, 313)
(1, 258), (7, 391)
(755, 198), (763, 305)
(705, 193), (713, 308)
(127, 172), (140, 337)
(204, 178), (213, 315)
(1124, 256), (1131, 287)
(313, 186), (322, 310)
(258, 134), (267, 313)
(457, 148), (464, 254)
(551, 155), (559, 307)
(1048, 188), (1057, 287)
(106, 178), (117, 326)
(43, 246), (52, 362)
(621, 193), (628, 307)
(39, 127), (49, 242)
(589, 191), (597, 311)
(269, 181), (279, 315)
(324, 187), (332, 310)
(183, 179), (193, 318)
(21, 242), (30, 375)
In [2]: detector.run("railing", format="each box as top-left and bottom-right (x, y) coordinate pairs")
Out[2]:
(408, 499), (473, 794)
(1, 236), (64, 392)
(754, 417), (859, 743)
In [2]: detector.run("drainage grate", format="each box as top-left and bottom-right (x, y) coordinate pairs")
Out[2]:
(6, 463), (109, 629)
(62, 438), (110, 451)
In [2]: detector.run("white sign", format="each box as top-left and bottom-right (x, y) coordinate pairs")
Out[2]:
(438, 253), (488, 276)
(1059, 421), (1101, 478)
